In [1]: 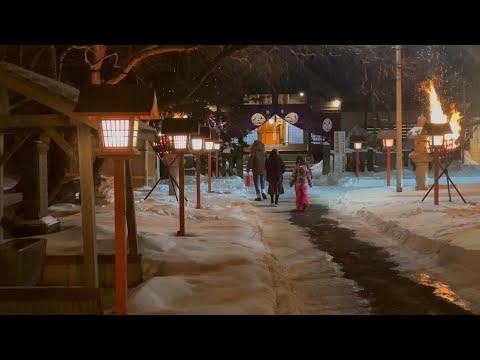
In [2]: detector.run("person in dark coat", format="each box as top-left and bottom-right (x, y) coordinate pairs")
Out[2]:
(246, 140), (267, 201)
(265, 149), (286, 206)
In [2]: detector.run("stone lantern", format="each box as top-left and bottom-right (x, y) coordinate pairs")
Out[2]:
(407, 114), (432, 190)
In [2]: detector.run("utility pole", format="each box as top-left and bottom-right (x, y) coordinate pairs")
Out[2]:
(396, 45), (403, 192)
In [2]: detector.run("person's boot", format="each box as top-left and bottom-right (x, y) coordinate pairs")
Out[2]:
(261, 192), (267, 200)
(255, 194), (262, 201)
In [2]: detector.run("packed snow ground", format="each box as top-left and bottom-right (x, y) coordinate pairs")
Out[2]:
(40, 151), (480, 314)
(45, 174), (367, 314)
(307, 153), (480, 313)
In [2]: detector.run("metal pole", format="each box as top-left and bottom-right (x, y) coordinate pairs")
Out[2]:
(196, 154), (201, 209)
(208, 152), (212, 193)
(113, 159), (127, 315)
(387, 149), (391, 186)
(177, 154), (185, 236)
(434, 152), (439, 205)
(396, 45), (403, 192)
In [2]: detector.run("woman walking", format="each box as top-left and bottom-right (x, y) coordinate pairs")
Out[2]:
(290, 155), (313, 212)
(265, 149), (285, 206)
(246, 140), (267, 201)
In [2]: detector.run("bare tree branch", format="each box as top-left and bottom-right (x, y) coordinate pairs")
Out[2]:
(58, 45), (92, 81)
(90, 52), (120, 69)
(84, 48), (93, 67)
(106, 45), (199, 84)
(184, 45), (248, 100)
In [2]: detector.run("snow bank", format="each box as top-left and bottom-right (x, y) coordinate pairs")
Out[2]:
(39, 177), (276, 314)
(309, 166), (480, 313)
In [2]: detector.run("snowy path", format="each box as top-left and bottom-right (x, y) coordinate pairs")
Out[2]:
(247, 198), (369, 314)
(42, 161), (480, 314)
(307, 163), (480, 314)
(44, 175), (368, 314)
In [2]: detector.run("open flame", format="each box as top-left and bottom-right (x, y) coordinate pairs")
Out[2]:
(422, 80), (463, 143)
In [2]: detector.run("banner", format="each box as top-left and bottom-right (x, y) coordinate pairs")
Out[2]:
(229, 104), (341, 138)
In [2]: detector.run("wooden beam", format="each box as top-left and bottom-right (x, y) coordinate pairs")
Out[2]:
(0, 130), (33, 167)
(125, 159), (138, 256)
(77, 124), (98, 288)
(42, 127), (74, 158)
(0, 85), (7, 241)
(0, 61), (96, 130)
(0, 114), (72, 129)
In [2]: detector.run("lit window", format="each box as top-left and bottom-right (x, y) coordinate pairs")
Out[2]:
(287, 123), (304, 144)
(173, 135), (188, 150)
(132, 120), (139, 147)
(191, 137), (203, 151)
(101, 119), (130, 148)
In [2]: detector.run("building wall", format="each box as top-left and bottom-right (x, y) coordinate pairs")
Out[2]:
(340, 110), (423, 134)
(469, 125), (480, 163)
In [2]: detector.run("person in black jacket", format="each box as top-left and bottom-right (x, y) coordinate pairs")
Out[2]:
(247, 140), (268, 201)
(265, 149), (286, 206)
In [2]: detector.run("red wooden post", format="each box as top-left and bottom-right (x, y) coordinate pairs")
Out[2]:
(177, 155), (185, 236)
(113, 159), (127, 315)
(208, 152), (212, 193)
(196, 154), (201, 209)
(355, 150), (360, 177)
(386, 149), (391, 186)
(434, 152), (439, 205)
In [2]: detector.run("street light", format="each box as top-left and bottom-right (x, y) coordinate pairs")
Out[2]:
(332, 99), (341, 108)
(422, 122), (453, 205)
(73, 85), (159, 316)
(377, 129), (396, 186)
(350, 135), (366, 177)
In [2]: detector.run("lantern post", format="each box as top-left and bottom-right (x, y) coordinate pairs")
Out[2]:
(377, 130), (396, 187)
(214, 140), (222, 178)
(73, 85), (159, 315)
(159, 118), (200, 236)
(350, 135), (366, 177)
(191, 125), (210, 210)
(205, 138), (214, 193)
(191, 135), (204, 209)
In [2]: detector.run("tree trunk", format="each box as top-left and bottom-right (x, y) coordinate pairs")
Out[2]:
(90, 45), (107, 85)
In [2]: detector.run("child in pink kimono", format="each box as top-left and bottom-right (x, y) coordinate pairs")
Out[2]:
(290, 156), (313, 212)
